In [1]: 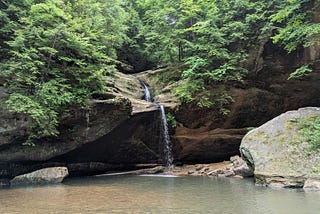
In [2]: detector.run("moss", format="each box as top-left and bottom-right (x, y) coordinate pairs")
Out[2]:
(297, 114), (320, 154)
(247, 135), (254, 141)
(311, 166), (319, 174)
(252, 130), (271, 144)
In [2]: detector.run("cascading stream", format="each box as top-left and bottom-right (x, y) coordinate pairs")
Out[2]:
(142, 82), (152, 102)
(140, 81), (174, 168)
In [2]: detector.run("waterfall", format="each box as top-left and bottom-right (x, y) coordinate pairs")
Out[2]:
(85, 111), (90, 139)
(141, 81), (174, 168)
(160, 105), (173, 168)
(142, 83), (152, 102)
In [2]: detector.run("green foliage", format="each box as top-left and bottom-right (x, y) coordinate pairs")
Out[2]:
(125, 0), (278, 108)
(0, 0), (129, 143)
(173, 78), (233, 113)
(288, 65), (313, 79)
(173, 79), (205, 104)
(166, 113), (177, 128)
(1, 0), (319, 144)
(299, 114), (320, 153)
(247, 127), (256, 132)
(126, 0), (319, 111)
(270, 0), (319, 53)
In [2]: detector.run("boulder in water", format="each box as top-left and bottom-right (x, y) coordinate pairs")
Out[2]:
(10, 167), (69, 186)
(240, 107), (320, 188)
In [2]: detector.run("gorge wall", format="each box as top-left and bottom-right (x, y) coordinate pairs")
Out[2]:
(0, 37), (320, 179)
(138, 39), (320, 164)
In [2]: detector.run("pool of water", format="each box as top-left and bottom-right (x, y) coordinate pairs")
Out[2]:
(1, 175), (320, 213)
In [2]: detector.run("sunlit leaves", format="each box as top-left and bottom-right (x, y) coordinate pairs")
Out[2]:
(270, 0), (317, 52)
(288, 65), (313, 79)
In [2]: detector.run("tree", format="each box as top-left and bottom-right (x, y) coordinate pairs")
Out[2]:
(0, 0), (129, 144)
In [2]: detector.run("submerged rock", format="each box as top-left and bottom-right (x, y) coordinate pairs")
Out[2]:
(240, 107), (320, 188)
(10, 167), (68, 186)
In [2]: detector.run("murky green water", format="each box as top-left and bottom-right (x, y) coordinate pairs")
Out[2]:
(1, 175), (320, 213)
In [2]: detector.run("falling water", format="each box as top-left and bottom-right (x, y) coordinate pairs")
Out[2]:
(160, 105), (173, 168)
(141, 81), (174, 168)
(142, 83), (152, 102)
(85, 111), (90, 139)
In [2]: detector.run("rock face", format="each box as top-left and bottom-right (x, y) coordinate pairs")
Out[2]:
(137, 39), (320, 166)
(0, 97), (132, 163)
(1, 29), (320, 179)
(53, 110), (163, 166)
(240, 107), (320, 188)
(173, 127), (247, 163)
(10, 167), (68, 186)
(0, 87), (29, 147)
(0, 71), (162, 178)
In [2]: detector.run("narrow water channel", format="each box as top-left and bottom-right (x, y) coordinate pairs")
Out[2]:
(1, 176), (319, 213)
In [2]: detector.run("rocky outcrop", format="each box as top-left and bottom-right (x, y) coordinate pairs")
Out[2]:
(136, 35), (320, 166)
(0, 97), (132, 162)
(10, 167), (68, 186)
(1, 27), (320, 179)
(53, 110), (163, 166)
(0, 71), (162, 178)
(173, 127), (247, 163)
(136, 65), (184, 110)
(240, 107), (320, 188)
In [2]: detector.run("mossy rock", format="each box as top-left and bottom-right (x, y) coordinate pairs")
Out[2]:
(240, 107), (320, 188)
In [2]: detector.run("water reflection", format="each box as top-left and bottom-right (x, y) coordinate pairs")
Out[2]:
(0, 176), (320, 213)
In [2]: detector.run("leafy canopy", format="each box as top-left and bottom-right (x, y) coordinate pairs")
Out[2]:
(0, 0), (129, 144)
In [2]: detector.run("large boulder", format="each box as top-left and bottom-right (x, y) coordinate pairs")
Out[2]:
(10, 167), (68, 186)
(240, 107), (320, 188)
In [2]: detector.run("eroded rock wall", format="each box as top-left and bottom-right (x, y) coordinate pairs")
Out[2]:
(0, 72), (162, 178)
(138, 36), (320, 164)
